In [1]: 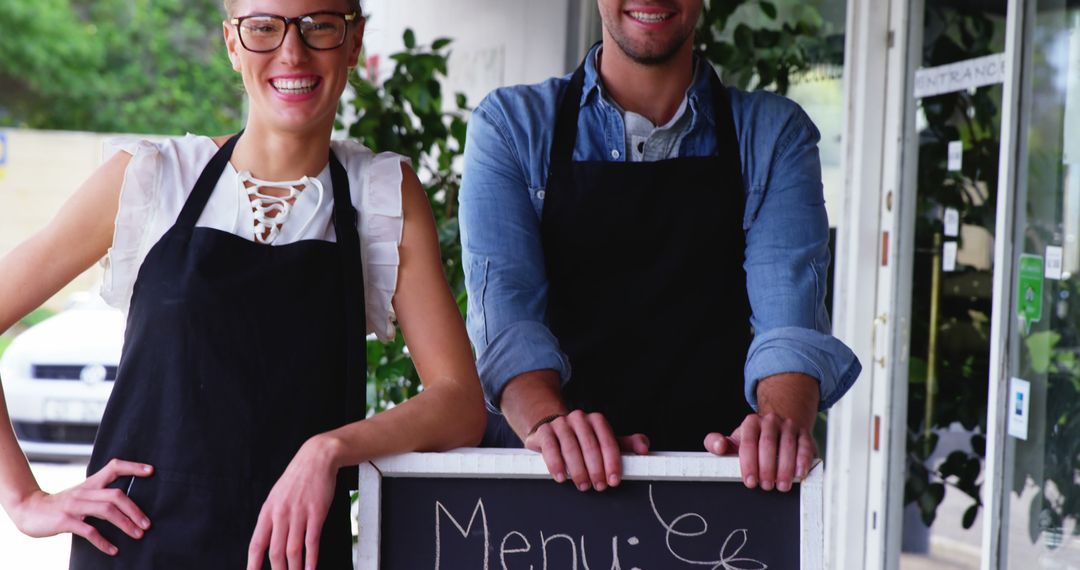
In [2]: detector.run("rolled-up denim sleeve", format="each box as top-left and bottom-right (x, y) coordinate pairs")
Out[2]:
(459, 101), (571, 410)
(743, 105), (861, 411)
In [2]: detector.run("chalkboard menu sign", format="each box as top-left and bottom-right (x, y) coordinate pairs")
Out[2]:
(357, 449), (822, 569)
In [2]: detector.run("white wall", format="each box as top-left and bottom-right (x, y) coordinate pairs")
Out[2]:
(362, 0), (583, 108)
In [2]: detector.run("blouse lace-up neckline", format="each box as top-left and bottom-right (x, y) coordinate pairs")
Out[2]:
(235, 170), (325, 245)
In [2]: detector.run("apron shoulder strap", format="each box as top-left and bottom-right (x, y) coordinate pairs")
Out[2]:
(548, 63), (588, 180)
(176, 132), (243, 230)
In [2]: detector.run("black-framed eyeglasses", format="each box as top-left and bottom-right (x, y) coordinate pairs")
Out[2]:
(231, 11), (358, 53)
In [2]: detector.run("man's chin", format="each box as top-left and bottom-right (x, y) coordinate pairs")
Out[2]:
(612, 35), (689, 66)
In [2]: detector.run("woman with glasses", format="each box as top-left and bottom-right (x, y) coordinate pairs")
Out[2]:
(0, 1), (486, 568)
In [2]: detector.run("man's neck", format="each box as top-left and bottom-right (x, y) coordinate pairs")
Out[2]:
(596, 35), (695, 126)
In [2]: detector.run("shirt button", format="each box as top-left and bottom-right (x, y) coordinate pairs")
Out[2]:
(611, 149), (621, 159)
(537, 190), (546, 199)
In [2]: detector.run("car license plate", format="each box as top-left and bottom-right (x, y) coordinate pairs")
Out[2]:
(42, 400), (105, 423)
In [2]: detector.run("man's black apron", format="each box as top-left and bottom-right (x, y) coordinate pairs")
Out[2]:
(70, 133), (366, 569)
(484, 58), (753, 451)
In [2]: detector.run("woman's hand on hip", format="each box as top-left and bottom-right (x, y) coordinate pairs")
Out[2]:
(248, 435), (343, 570)
(8, 458), (153, 556)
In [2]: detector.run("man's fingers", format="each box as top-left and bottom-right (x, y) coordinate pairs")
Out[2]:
(797, 431), (818, 479)
(305, 518), (322, 570)
(247, 509), (272, 570)
(703, 432), (737, 455)
(757, 414), (781, 491)
(775, 421), (799, 492)
(567, 412), (606, 491)
(529, 428), (567, 483)
(71, 521), (118, 556)
(738, 416), (761, 489)
(617, 433), (650, 455)
(586, 414), (622, 488)
(551, 420), (589, 491)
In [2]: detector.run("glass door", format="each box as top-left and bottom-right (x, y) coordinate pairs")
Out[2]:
(997, 1), (1080, 566)
(893, 1), (1011, 568)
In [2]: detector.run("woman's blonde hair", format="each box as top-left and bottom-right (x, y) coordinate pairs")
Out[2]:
(222, 0), (363, 17)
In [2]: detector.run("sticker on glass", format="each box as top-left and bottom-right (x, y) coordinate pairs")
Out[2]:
(1008, 377), (1030, 440)
(948, 141), (963, 172)
(1045, 245), (1064, 280)
(944, 207), (960, 238)
(942, 241), (958, 272)
(1017, 254), (1044, 335)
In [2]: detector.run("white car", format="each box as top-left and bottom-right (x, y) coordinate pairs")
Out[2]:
(0, 293), (124, 461)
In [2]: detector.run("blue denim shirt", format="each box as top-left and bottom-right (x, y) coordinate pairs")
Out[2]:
(460, 45), (861, 413)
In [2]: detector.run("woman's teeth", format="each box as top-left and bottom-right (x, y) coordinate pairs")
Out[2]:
(271, 78), (319, 94)
(628, 11), (672, 23)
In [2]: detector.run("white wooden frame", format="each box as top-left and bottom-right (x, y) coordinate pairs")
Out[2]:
(828, 0), (912, 568)
(980, 0), (1028, 567)
(355, 449), (824, 570)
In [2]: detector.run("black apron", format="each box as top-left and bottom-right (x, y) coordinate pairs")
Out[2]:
(71, 133), (366, 569)
(483, 58), (753, 451)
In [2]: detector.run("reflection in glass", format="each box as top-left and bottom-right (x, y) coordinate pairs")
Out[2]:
(1006, 1), (1080, 567)
(900, 2), (1007, 568)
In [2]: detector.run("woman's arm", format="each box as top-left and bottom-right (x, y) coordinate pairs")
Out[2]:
(247, 162), (486, 570)
(1, 151), (155, 555)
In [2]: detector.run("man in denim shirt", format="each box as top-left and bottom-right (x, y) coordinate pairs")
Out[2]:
(460, 0), (860, 494)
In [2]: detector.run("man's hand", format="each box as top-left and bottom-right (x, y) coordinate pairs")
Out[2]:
(704, 373), (820, 492)
(501, 371), (649, 491)
(524, 410), (650, 491)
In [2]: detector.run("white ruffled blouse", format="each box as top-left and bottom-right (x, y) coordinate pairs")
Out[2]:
(100, 134), (406, 341)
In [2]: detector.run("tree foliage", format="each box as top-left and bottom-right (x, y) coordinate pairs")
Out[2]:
(0, 0), (241, 134)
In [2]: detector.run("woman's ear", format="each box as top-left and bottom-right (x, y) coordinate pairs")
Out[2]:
(223, 20), (242, 71)
(347, 16), (366, 69)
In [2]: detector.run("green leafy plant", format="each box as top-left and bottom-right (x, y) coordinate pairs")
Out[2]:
(697, 0), (844, 94)
(0, 0), (241, 134)
(341, 31), (469, 415)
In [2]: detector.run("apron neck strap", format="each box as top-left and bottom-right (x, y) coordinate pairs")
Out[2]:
(549, 63), (587, 177)
(177, 131), (243, 229)
(328, 147), (368, 424)
(548, 53), (745, 182)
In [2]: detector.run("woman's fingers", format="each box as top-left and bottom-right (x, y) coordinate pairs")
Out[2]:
(82, 488), (151, 532)
(305, 517), (323, 570)
(286, 516), (305, 570)
(70, 520), (118, 556)
(247, 509), (272, 570)
(85, 458), (153, 488)
(268, 514), (289, 570)
(74, 499), (144, 540)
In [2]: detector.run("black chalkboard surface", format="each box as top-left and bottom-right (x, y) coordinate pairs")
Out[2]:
(357, 450), (822, 570)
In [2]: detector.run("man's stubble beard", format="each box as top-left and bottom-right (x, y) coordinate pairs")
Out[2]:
(603, 16), (695, 65)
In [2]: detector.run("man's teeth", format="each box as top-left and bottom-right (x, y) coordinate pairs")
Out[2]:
(272, 78), (318, 93)
(628, 11), (672, 23)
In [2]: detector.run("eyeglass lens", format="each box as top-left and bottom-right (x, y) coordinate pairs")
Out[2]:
(239, 14), (347, 51)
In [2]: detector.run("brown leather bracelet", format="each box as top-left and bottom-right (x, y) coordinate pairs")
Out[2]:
(527, 413), (566, 437)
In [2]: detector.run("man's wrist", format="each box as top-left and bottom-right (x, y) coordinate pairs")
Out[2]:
(527, 413), (566, 437)
(499, 369), (569, 440)
(756, 372), (820, 428)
